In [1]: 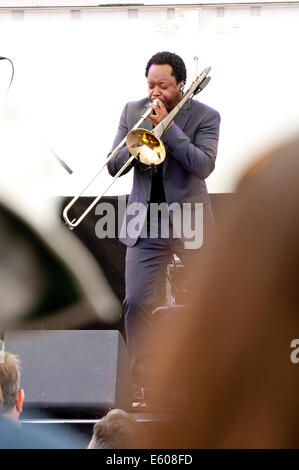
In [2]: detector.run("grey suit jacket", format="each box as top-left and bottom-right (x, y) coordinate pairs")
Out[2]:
(108, 97), (221, 247)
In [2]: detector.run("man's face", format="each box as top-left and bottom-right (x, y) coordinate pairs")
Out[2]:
(147, 64), (183, 111)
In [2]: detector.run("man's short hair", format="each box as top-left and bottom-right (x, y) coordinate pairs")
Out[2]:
(145, 51), (187, 84)
(90, 409), (145, 449)
(0, 353), (21, 413)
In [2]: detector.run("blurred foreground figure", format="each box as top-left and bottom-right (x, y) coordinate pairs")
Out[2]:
(0, 98), (120, 447)
(0, 97), (120, 329)
(150, 134), (299, 448)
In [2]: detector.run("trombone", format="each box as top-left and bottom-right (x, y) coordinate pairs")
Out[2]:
(63, 66), (211, 229)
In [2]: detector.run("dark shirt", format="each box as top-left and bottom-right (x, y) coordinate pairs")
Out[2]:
(149, 163), (166, 204)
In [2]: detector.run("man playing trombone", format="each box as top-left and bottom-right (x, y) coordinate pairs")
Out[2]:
(107, 51), (220, 397)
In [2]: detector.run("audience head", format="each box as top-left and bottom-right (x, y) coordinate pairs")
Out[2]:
(88, 409), (145, 449)
(0, 352), (24, 421)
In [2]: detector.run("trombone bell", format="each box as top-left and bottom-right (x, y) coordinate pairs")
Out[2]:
(126, 129), (166, 166)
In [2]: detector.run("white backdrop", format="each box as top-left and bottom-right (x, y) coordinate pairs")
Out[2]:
(0, 6), (299, 197)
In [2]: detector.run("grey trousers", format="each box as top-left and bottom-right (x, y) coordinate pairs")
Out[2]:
(123, 214), (201, 381)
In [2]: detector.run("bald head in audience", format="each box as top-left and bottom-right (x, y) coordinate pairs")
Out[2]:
(88, 409), (145, 449)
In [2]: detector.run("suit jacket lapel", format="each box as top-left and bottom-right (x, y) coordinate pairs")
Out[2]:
(173, 98), (191, 130)
(163, 98), (192, 174)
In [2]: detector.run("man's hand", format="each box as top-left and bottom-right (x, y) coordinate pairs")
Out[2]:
(148, 98), (174, 129)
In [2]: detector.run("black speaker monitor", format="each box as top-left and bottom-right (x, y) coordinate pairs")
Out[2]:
(3, 330), (131, 419)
